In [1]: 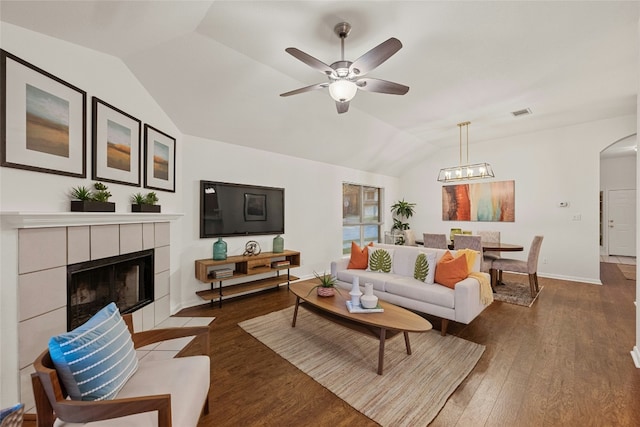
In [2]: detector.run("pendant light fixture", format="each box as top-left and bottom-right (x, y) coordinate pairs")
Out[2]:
(437, 121), (495, 182)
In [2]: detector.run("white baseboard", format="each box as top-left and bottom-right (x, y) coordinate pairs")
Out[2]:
(631, 346), (640, 368)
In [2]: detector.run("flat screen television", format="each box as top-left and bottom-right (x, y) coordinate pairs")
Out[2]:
(200, 180), (285, 238)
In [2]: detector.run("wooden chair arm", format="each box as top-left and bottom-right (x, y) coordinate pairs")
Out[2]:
(51, 394), (172, 427)
(131, 325), (211, 358)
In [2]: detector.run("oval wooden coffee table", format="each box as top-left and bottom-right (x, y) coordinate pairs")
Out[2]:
(290, 280), (432, 375)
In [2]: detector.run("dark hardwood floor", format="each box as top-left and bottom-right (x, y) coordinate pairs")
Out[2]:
(25, 263), (640, 426)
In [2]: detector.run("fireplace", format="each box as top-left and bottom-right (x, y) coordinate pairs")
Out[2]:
(67, 249), (155, 330)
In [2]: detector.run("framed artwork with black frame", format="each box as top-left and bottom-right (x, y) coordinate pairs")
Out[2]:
(1, 49), (87, 177)
(144, 124), (175, 192)
(92, 96), (141, 186)
(244, 193), (267, 221)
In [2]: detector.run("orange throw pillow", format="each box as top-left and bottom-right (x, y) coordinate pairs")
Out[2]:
(348, 242), (372, 269)
(435, 250), (469, 288)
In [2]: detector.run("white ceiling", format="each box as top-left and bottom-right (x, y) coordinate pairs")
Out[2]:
(1, 1), (638, 176)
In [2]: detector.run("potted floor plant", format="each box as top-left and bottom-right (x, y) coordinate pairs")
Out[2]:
(307, 271), (343, 297)
(70, 182), (115, 212)
(390, 199), (416, 245)
(131, 192), (161, 213)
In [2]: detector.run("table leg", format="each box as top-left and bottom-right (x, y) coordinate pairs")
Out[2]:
(292, 296), (300, 327)
(377, 328), (387, 375)
(404, 331), (412, 355)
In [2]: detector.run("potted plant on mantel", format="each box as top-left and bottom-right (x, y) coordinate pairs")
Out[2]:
(70, 182), (115, 212)
(390, 199), (416, 245)
(131, 192), (161, 213)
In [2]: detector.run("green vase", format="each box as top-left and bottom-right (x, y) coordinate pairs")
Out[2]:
(213, 237), (227, 260)
(273, 235), (284, 253)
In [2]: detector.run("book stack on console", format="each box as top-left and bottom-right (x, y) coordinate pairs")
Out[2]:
(271, 260), (290, 268)
(209, 268), (233, 279)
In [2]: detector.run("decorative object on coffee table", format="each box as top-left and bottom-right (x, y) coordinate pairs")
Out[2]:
(307, 271), (342, 297)
(349, 276), (362, 306)
(360, 282), (379, 308)
(213, 237), (227, 260)
(130, 191), (160, 212)
(70, 182), (115, 212)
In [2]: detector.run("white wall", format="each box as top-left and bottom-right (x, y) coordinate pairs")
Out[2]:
(400, 115), (637, 285)
(178, 135), (400, 310)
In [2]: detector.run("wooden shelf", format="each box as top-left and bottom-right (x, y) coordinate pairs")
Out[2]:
(194, 250), (300, 308)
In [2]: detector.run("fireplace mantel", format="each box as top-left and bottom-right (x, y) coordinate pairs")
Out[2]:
(1, 211), (183, 229)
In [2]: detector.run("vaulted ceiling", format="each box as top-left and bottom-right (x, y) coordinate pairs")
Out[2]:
(1, 1), (638, 175)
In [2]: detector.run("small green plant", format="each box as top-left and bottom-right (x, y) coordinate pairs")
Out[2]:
(131, 192), (160, 205)
(390, 199), (416, 232)
(306, 271), (343, 297)
(70, 186), (93, 201)
(92, 182), (111, 202)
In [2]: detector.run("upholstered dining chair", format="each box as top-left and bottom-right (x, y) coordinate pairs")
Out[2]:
(490, 235), (544, 297)
(453, 234), (482, 252)
(477, 231), (500, 273)
(423, 233), (448, 249)
(403, 229), (418, 246)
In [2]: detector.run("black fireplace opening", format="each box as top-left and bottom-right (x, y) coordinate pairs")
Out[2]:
(67, 249), (154, 330)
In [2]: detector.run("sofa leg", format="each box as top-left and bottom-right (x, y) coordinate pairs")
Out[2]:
(440, 318), (449, 336)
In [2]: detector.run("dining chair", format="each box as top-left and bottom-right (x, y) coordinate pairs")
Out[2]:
(477, 230), (500, 273)
(453, 234), (482, 252)
(403, 229), (418, 246)
(490, 235), (544, 297)
(423, 233), (448, 249)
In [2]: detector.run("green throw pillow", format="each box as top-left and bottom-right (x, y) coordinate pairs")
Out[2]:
(368, 248), (393, 273)
(414, 253), (430, 281)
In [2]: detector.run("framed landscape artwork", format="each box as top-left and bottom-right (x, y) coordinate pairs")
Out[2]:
(92, 97), (141, 186)
(442, 180), (515, 222)
(144, 124), (175, 192)
(1, 49), (86, 177)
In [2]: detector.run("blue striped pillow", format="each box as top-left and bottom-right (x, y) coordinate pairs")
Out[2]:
(48, 302), (138, 401)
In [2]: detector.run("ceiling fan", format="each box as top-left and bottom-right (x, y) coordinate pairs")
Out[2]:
(280, 22), (409, 114)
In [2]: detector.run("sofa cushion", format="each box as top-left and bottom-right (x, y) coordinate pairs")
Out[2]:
(48, 302), (138, 401)
(415, 251), (437, 284)
(347, 241), (372, 269)
(384, 277), (455, 308)
(336, 270), (388, 292)
(367, 247), (394, 273)
(435, 251), (469, 288)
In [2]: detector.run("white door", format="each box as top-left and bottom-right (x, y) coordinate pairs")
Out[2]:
(608, 189), (636, 256)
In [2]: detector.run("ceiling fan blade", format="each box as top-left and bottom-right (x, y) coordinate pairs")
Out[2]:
(355, 78), (409, 95)
(349, 38), (402, 76)
(285, 48), (334, 76)
(280, 83), (328, 97)
(336, 101), (350, 114)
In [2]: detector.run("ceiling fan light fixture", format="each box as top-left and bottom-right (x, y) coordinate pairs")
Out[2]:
(329, 80), (357, 102)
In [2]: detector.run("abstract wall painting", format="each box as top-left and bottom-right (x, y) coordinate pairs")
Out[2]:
(442, 180), (515, 222)
(144, 124), (175, 192)
(92, 97), (141, 186)
(1, 49), (86, 177)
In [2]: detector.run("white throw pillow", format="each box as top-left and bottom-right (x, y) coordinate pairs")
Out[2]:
(367, 247), (394, 273)
(416, 250), (438, 284)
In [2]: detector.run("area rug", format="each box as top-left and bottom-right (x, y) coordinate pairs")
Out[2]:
(617, 263), (636, 281)
(239, 306), (485, 426)
(493, 281), (543, 307)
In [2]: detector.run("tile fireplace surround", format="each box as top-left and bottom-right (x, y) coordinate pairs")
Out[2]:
(0, 212), (181, 412)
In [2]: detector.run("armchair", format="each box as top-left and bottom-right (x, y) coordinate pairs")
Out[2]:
(31, 314), (212, 427)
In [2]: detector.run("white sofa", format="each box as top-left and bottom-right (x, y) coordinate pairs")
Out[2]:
(331, 243), (491, 335)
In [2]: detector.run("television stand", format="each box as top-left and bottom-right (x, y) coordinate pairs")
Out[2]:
(194, 250), (300, 308)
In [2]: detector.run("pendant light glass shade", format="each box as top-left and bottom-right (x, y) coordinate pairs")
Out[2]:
(437, 122), (495, 182)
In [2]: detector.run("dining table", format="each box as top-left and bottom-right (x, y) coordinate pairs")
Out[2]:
(481, 242), (524, 252)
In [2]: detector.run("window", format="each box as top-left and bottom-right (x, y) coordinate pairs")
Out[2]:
(342, 183), (382, 254)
